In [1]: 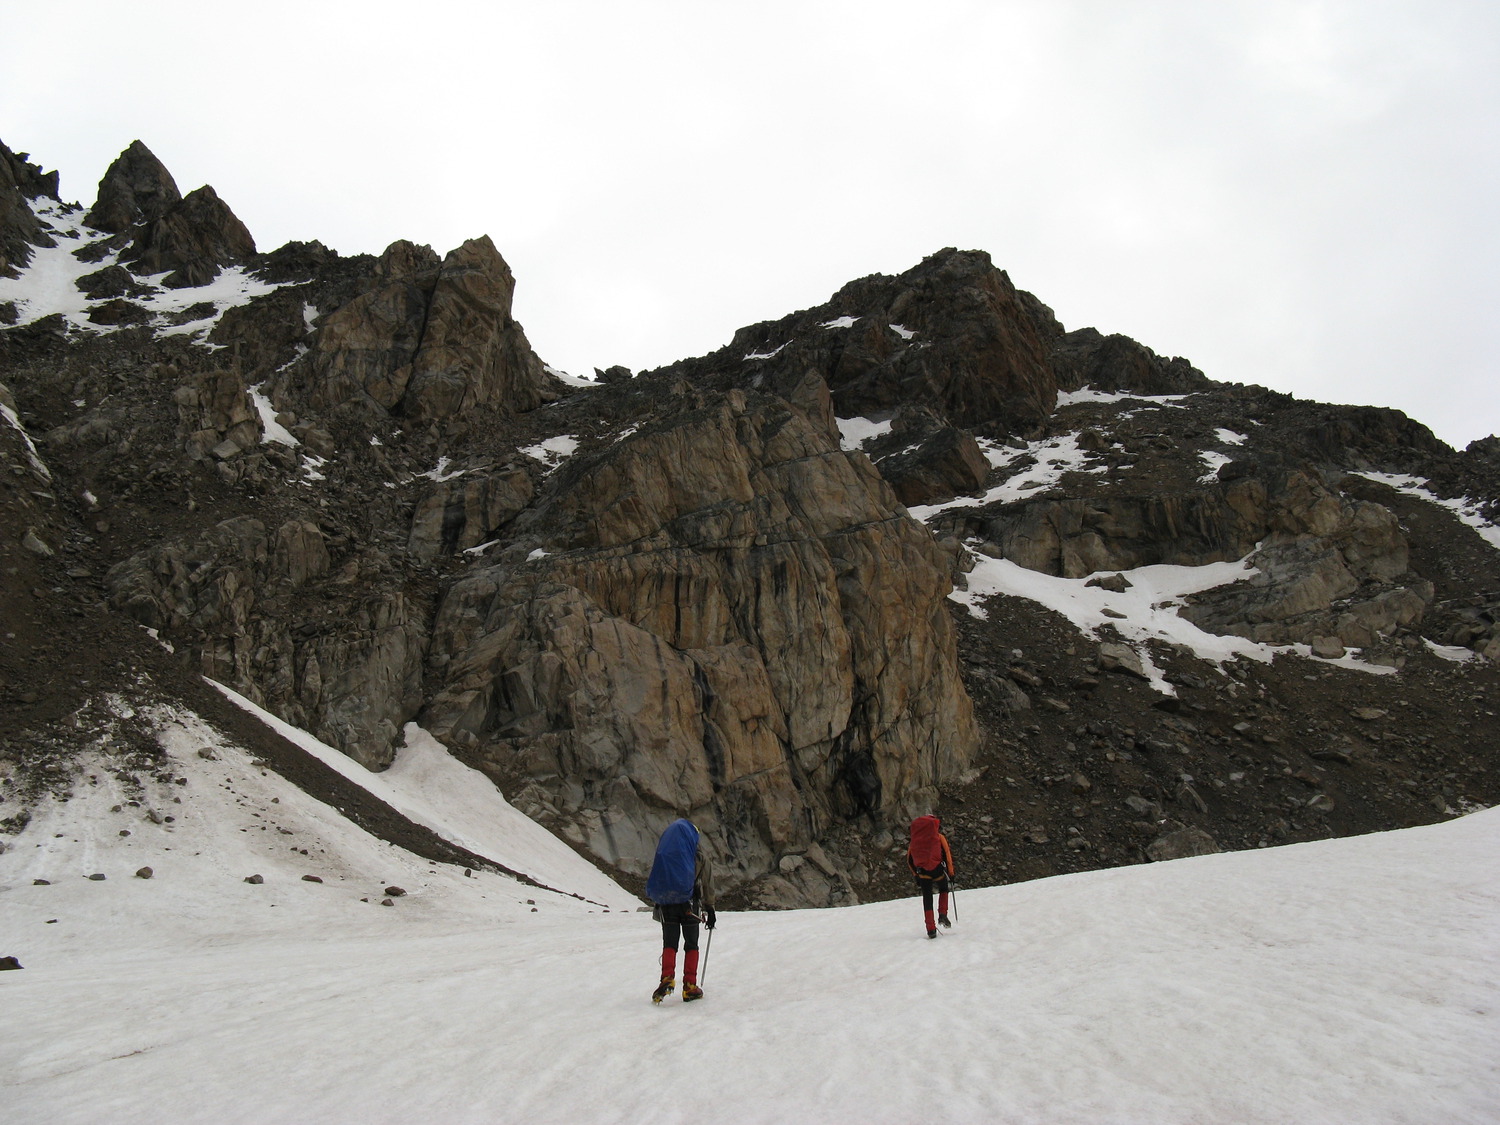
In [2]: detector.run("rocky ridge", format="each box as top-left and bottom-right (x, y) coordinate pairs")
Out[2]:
(1, 139), (1497, 908)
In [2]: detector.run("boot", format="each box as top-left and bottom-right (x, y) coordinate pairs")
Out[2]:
(682, 949), (702, 1001)
(653, 948), (676, 1003)
(938, 913), (951, 928)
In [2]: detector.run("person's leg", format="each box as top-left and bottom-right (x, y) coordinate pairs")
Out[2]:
(938, 878), (951, 927)
(920, 879), (936, 936)
(654, 906), (684, 999)
(681, 913), (702, 998)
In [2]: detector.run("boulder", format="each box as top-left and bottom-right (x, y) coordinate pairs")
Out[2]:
(1096, 642), (1147, 679)
(1146, 827), (1220, 861)
(174, 368), (260, 460)
(872, 423), (990, 507)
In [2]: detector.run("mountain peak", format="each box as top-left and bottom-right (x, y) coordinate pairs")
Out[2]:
(86, 139), (182, 234)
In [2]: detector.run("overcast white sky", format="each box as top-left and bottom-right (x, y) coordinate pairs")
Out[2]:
(4, 1), (1497, 447)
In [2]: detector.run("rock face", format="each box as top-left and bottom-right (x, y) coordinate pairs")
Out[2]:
(1050, 327), (1211, 396)
(422, 388), (977, 894)
(1, 143), (59, 281)
(399, 237), (553, 423)
(658, 247), (1058, 436)
(86, 139), (182, 233)
(85, 141), (255, 288)
(131, 185), (256, 288)
(865, 405), (990, 507)
(283, 236), (557, 424)
(174, 367), (261, 461)
(407, 467), (534, 561)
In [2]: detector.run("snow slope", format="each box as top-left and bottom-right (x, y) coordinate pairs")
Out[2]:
(0, 198), (283, 342)
(3, 702), (1498, 1124)
(206, 680), (633, 909)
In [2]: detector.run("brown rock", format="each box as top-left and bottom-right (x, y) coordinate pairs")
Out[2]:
(130, 184), (256, 288)
(86, 140), (181, 233)
(175, 368), (260, 461)
(875, 424), (990, 506)
(297, 240), (440, 412)
(424, 389), (977, 884)
(272, 520), (330, 586)
(408, 468), (534, 561)
(399, 237), (555, 422)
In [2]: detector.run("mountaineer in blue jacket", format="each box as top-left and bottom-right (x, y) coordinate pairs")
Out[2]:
(646, 818), (717, 1003)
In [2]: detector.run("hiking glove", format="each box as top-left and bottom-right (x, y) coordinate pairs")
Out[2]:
(705, 907), (717, 930)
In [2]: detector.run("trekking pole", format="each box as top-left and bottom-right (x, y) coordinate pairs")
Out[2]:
(950, 882), (958, 923)
(699, 926), (713, 988)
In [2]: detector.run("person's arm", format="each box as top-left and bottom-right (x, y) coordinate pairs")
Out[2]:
(941, 834), (954, 879)
(696, 849), (718, 928)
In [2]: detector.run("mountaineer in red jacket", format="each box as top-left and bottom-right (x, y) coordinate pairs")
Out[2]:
(907, 814), (954, 938)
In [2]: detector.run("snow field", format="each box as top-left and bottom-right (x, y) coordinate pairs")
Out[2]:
(2, 695), (1498, 1123)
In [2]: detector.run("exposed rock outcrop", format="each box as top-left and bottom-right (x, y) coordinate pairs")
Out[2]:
(174, 367), (261, 462)
(1050, 327), (1211, 396)
(86, 139), (182, 233)
(864, 404), (990, 507)
(399, 237), (555, 423)
(83, 140), (255, 288)
(656, 247), (1058, 437)
(422, 388), (977, 893)
(0, 142), (58, 278)
(285, 236), (558, 424)
(407, 467), (535, 561)
(130, 184), (256, 288)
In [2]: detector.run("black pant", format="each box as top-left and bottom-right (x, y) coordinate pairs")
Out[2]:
(918, 877), (950, 913)
(658, 902), (701, 952)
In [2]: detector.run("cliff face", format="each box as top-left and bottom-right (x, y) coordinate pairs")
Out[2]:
(421, 387), (975, 889)
(2, 139), (1498, 908)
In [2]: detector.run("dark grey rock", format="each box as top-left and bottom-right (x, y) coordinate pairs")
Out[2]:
(1146, 827), (1220, 862)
